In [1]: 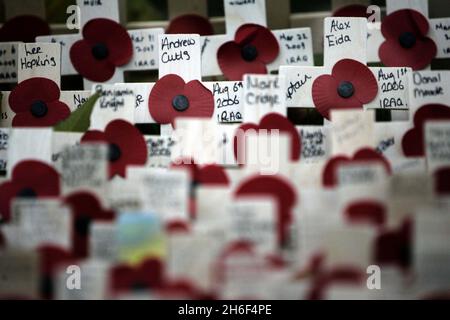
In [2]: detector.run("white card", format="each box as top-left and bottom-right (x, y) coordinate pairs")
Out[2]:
(115, 82), (155, 123)
(60, 144), (108, 196)
(158, 34), (202, 82)
(146, 135), (175, 169)
(17, 43), (61, 86)
(77, 0), (120, 28)
(409, 71), (450, 111)
(365, 67), (410, 110)
(323, 18), (368, 67)
(429, 19), (450, 59)
(331, 109), (375, 156)
(89, 84), (135, 130)
(0, 250), (39, 299)
(337, 162), (388, 187)
(196, 186), (231, 227)
(7, 128), (52, 176)
(243, 74), (286, 122)
(268, 28), (314, 71)
(216, 123), (240, 166)
(60, 90), (92, 112)
(224, 0), (267, 34)
(0, 128), (9, 172)
(299, 126), (330, 163)
(204, 81), (244, 123)
(227, 198), (277, 254)
(0, 43), (18, 83)
(106, 178), (146, 213)
(52, 132), (82, 171)
(7, 199), (71, 250)
(126, 28), (164, 71)
(90, 222), (118, 262)
(280, 66), (328, 108)
(425, 121), (450, 173)
(36, 34), (80, 75)
(127, 168), (190, 222)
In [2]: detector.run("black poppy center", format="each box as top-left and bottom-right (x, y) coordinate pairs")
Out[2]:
(108, 143), (122, 162)
(17, 187), (37, 198)
(75, 215), (92, 237)
(92, 43), (109, 60)
(399, 32), (417, 49)
(30, 100), (48, 118)
(172, 95), (190, 112)
(337, 81), (355, 99)
(241, 44), (258, 62)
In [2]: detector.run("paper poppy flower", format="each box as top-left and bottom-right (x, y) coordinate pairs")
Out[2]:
(70, 18), (133, 82)
(434, 167), (450, 196)
(81, 120), (148, 178)
(38, 245), (75, 300)
(149, 74), (214, 126)
(64, 192), (115, 259)
(333, 5), (370, 18)
(235, 175), (297, 248)
(0, 160), (60, 224)
(379, 9), (437, 70)
(9, 77), (71, 127)
(375, 219), (412, 269)
(217, 24), (279, 81)
(322, 148), (392, 188)
(345, 201), (386, 227)
(166, 14), (214, 36)
(312, 59), (378, 120)
(402, 104), (450, 157)
(110, 258), (164, 294)
(0, 15), (50, 42)
(234, 113), (301, 164)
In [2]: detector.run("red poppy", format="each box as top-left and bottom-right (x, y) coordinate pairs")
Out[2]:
(312, 59), (378, 120)
(235, 175), (297, 248)
(166, 14), (214, 36)
(110, 258), (164, 294)
(217, 24), (279, 81)
(64, 192), (115, 259)
(0, 160), (60, 223)
(375, 219), (412, 269)
(38, 245), (75, 300)
(345, 201), (386, 227)
(234, 113), (301, 163)
(379, 9), (437, 70)
(81, 120), (148, 178)
(402, 104), (450, 157)
(0, 15), (50, 42)
(322, 148), (392, 188)
(9, 77), (70, 127)
(333, 5), (370, 18)
(149, 74), (214, 126)
(70, 18), (133, 82)
(435, 167), (450, 196)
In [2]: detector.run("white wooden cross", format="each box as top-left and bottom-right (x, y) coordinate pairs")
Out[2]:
(366, 0), (450, 66)
(279, 16), (412, 125)
(200, 0), (314, 79)
(36, 0), (164, 90)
